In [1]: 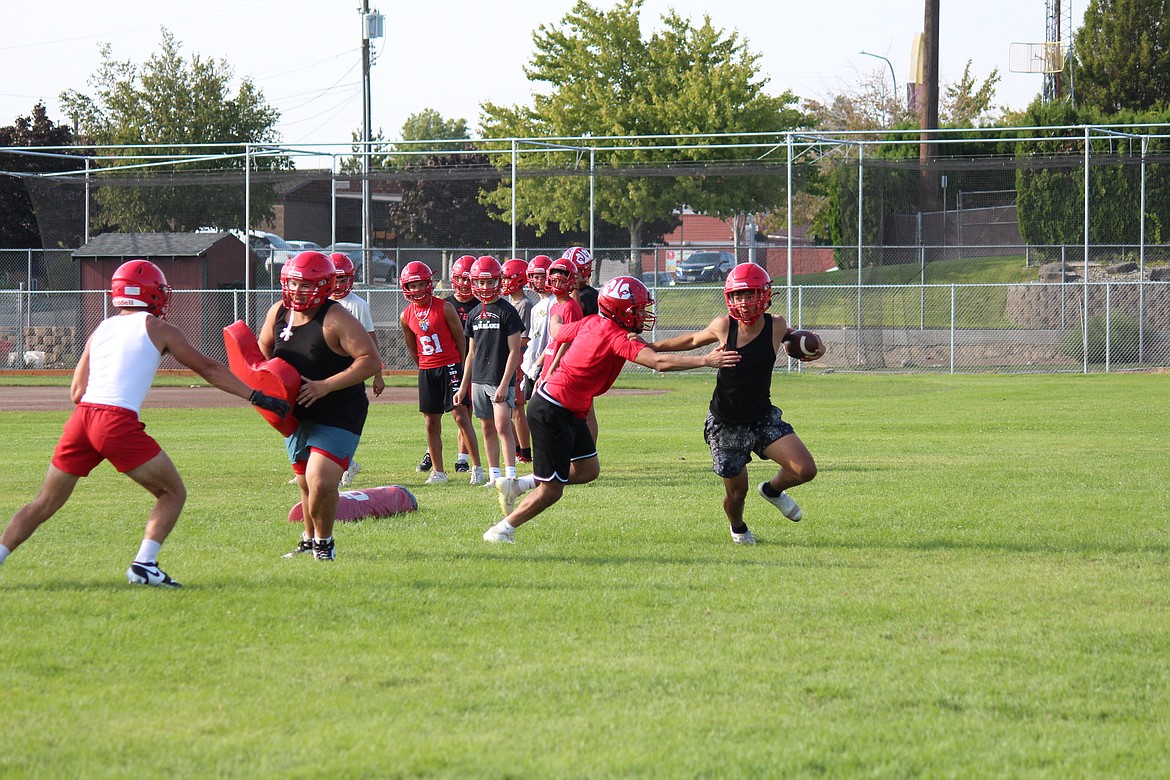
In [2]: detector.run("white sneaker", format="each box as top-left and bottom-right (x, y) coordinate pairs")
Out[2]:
(483, 520), (515, 543)
(339, 469), (354, 488)
(495, 477), (524, 515)
(730, 527), (757, 545)
(287, 476), (299, 485)
(469, 466), (486, 486)
(758, 483), (802, 521)
(425, 471), (449, 484)
(350, 460), (362, 475)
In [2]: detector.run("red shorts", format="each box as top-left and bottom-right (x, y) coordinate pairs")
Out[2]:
(52, 403), (162, 476)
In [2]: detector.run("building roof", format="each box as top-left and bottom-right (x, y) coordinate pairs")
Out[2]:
(72, 232), (236, 258)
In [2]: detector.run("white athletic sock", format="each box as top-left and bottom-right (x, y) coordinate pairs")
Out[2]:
(505, 465), (517, 479)
(489, 467), (502, 481)
(517, 474), (537, 492)
(0, 544), (10, 564)
(455, 453), (469, 465)
(136, 539), (162, 564)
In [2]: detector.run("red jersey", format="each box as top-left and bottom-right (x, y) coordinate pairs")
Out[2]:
(541, 297), (585, 376)
(405, 297), (461, 369)
(540, 316), (647, 418)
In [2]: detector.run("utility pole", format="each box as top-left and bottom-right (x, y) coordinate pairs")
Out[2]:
(920, 0), (940, 212)
(361, 0), (372, 284)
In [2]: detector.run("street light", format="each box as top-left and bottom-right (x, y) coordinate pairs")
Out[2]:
(859, 50), (898, 100)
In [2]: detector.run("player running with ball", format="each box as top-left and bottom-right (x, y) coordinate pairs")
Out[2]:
(647, 263), (825, 544)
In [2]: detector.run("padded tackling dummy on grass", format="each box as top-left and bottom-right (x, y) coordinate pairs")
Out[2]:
(223, 320), (300, 437)
(288, 485), (419, 524)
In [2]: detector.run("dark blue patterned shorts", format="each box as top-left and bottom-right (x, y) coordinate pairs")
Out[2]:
(703, 406), (795, 478)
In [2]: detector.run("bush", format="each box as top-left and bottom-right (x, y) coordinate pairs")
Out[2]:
(1063, 313), (1142, 363)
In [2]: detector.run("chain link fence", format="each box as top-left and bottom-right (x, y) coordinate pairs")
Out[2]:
(3, 126), (1170, 373)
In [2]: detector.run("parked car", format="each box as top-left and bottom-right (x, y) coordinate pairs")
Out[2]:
(239, 231), (298, 272)
(324, 243), (398, 283)
(673, 251), (737, 284)
(286, 240), (322, 251)
(644, 271), (677, 288)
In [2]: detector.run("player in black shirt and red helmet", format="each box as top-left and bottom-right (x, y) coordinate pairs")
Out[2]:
(647, 262), (825, 545)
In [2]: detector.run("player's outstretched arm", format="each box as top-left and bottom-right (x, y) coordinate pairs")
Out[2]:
(146, 317), (287, 416)
(647, 316), (726, 352)
(631, 344), (740, 373)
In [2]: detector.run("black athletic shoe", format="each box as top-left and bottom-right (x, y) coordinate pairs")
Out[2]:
(454, 460), (470, 473)
(127, 561), (182, 588)
(313, 538), (336, 561)
(416, 452), (432, 472)
(282, 538), (314, 558)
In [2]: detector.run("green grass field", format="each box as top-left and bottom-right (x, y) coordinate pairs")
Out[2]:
(1, 372), (1168, 778)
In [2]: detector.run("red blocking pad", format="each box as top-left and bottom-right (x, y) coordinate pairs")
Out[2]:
(223, 320), (301, 436)
(288, 485), (419, 523)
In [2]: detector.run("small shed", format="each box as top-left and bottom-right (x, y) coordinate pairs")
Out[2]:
(73, 232), (260, 364)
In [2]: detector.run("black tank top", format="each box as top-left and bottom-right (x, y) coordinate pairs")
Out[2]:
(273, 299), (368, 434)
(709, 314), (774, 424)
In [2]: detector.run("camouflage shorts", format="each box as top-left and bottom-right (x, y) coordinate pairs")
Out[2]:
(703, 406), (795, 479)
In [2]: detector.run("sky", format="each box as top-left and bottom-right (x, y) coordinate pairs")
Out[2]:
(2, 0), (1060, 151)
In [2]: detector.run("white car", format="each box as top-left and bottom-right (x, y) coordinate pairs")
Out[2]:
(244, 231), (297, 272)
(286, 240), (322, 251)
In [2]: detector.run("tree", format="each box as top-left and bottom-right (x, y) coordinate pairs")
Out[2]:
(59, 28), (286, 233)
(1074, 0), (1170, 113)
(0, 103), (79, 249)
(479, 0), (808, 273)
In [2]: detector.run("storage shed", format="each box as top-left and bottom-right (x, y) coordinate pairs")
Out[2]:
(73, 232), (260, 363)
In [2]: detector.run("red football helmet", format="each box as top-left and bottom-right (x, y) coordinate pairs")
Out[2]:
(451, 254), (476, 298)
(545, 257), (578, 297)
(500, 258), (528, 296)
(110, 259), (171, 318)
(400, 261), (435, 303)
(598, 276), (656, 333)
(329, 252), (356, 299)
(527, 255), (553, 293)
(561, 246), (593, 280)
(469, 256), (503, 303)
(723, 263), (772, 325)
(280, 251), (336, 311)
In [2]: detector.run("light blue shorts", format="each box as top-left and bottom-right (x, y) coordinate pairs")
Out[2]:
(285, 420), (362, 471)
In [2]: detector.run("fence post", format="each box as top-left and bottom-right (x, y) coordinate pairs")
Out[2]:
(920, 245), (926, 331)
(1140, 136), (1147, 363)
(950, 284), (956, 375)
(1105, 282), (1111, 373)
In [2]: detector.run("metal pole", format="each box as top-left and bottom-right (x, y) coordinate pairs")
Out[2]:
(1140, 136), (1147, 363)
(589, 147), (596, 269)
(330, 155), (338, 249)
(950, 284), (956, 374)
(856, 142), (864, 367)
(510, 139), (517, 258)
(84, 157), (91, 245)
(787, 132), (794, 322)
(244, 143), (252, 326)
(859, 51), (898, 102)
(1083, 126), (1090, 373)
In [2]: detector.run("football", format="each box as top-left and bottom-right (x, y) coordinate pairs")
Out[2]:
(784, 329), (823, 360)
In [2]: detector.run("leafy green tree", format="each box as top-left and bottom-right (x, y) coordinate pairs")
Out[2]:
(1074, 0), (1170, 112)
(0, 103), (79, 248)
(59, 28), (285, 233)
(479, 0), (808, 273)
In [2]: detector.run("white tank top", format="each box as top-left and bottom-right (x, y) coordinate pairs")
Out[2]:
(81, 312), (164, 414)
